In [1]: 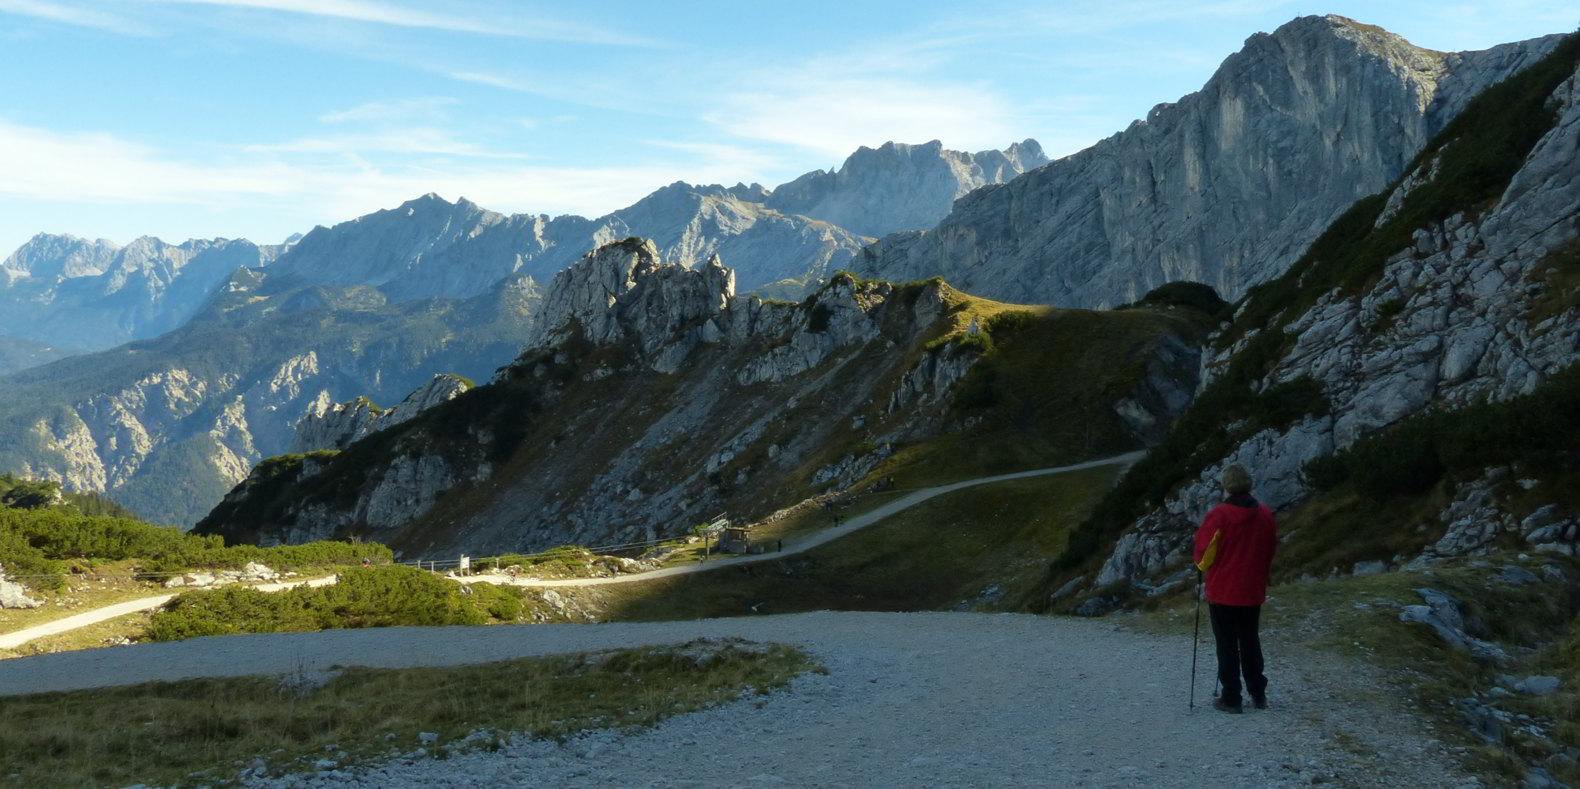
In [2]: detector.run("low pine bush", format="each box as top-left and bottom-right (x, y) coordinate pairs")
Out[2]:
(147, 565), (503, 641)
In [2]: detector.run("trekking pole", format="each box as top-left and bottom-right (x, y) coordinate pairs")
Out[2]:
(1190, 570), (1202, 710)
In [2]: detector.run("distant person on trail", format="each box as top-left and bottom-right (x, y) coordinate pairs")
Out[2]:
(1193, 464), (1278, 714)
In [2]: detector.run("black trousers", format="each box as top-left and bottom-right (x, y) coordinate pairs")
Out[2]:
(1208, 603), (1267, 705)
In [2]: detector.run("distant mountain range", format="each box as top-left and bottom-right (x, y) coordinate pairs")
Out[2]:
(0, 139), (1045, 360)
(194, 17), (1577, 556)
(0, 138), (1043, 525)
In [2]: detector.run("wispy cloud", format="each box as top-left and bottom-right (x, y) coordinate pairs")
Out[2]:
(247, 128), (528, 159)
(0, 118), (779, 231)
(709, 78), (1018, 160)
(319, 97), (458, 124)
(703, 32), (1024, 159)
(0, 0), (149, 34)
(145, 0), (665, 46)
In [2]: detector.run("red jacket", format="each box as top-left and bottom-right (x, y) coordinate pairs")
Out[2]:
(1193, 494), (1277, 606)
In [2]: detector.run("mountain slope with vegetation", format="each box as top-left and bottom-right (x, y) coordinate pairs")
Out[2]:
(196, 239), (1217, 558)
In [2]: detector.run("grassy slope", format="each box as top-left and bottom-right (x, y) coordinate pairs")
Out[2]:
(594, 464), (1121, 622)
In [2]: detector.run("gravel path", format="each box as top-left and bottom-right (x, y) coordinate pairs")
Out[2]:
(0, 574), (340, 650)
(0, 612), (1477, 788)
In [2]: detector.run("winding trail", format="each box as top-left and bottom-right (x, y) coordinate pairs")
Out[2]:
(461, 450), (1145, 588)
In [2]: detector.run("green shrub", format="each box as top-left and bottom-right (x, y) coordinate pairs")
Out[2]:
(147, 565), (488, 641)
(468, 582), (525, 621)
(0, 473), (60, 509)
(0, 505), (390, 585)
(146, 586), (315, 641)
(1306, 364), (1580, 497)
(1122, 281), (1232, 320)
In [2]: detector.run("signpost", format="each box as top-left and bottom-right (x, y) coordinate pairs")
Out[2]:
(700, 516), (729, 561)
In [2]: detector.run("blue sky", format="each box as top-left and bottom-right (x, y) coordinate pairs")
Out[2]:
(0, 1), (1574, 257)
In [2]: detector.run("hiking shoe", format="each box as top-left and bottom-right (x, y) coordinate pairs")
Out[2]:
(1213, 698), (1243, 714)
(1251, 694), (1268, 710)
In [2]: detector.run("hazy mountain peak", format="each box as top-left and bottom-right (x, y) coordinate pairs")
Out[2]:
(764, 138), (1048, 239)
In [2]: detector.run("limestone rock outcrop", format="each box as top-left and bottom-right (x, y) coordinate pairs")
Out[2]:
(1092, 53), (1580, 588)
(856, 16), (1561, 309)
(0, 565), (40, 609)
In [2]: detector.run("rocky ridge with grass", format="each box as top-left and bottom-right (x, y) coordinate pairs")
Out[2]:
(195, 238), (1208, 557)
(855, 15), (1561, 309)
(1087, 45), (1580, 591)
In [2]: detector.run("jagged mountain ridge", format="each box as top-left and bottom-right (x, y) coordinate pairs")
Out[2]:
(194, 239), (1209, 556)
(855, 15), (1563, 308)
(0, 234), (287, 351)
(261, 138), (1046, 299)
(763, 139), (1047, 239)
(3, 138), (1042, 357)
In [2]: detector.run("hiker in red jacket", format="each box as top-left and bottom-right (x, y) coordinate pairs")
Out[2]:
(1193, 464), (1277, 714)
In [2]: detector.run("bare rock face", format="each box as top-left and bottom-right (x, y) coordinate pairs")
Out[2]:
(291, 374), (473, 453)
(856, 16), (1561, 308)
(1094, 56), (1580, 588)
(526, 238), (735, 365)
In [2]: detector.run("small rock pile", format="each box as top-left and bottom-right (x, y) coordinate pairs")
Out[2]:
(163, 562), (281, 589)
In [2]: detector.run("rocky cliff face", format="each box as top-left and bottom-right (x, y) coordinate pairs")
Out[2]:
(1083, 41), (1580, 591)
(196, 238), (1208, 556)
(856, 16), (1561, 309)
(0, 234), (284, 350)
(764, 140), (1048, 239)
